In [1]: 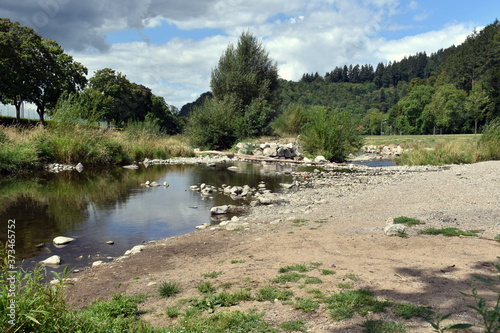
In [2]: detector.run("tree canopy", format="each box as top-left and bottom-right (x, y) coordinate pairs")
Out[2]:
(0, 18), (87, 123)
(187, 31), (279, 149)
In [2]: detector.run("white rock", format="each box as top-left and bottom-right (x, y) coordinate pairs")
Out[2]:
(124, 245), (146, 256)
(40, 255), (61, 265)
(210, 205), (229, 215)
(53, 236), (75, 245)
(384, 224), (406, 236)
(92, 260), (104, 268)
(314, 155), (328, 163)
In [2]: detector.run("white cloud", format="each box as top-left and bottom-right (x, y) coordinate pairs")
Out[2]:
(0, 0), (486, 108)
(375, 23), (473, 62)
(70, 35), (232, 108)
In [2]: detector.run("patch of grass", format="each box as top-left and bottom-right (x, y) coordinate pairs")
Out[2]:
(321, 269), (336, 275)
(293, 297), (320, 312)
(166, 306), (181, 318)
(279, 264), (310, 273)
(306, 288), (326, 299)
(396, 232), (409, 238)
(230, 259), (245, 264)
(202, 271), (223, 278)
(304, 276), (323, 284)
(197, 281), (216, 294)
(418, 227), (480, 237)
(495, 234), (500, 242)
(158, 281), (181, 298)
(360, 319), (407, 333)
(256, 286), (294, 302)
(343, 273), (361, 281)
(393, 303), (433, 319)
(326, 290), (392, 321)
(291, 219), (309, 227)
(165, 310), (275, 332)
(280, 320), (306, 333)
(337, 282), (354, 290)
(190, 290), (252, 312)
(271, 272), (306, 284)
(393, 216), (425, 227)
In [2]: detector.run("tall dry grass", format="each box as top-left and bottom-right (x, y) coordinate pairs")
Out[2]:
(0, 124), (194, 174)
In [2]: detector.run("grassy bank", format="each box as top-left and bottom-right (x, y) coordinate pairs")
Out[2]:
(365, 121), (500, 165)
(0, 124), (194, 174)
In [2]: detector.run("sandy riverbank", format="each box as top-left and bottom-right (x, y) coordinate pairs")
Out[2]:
(65, 160), (500, 332)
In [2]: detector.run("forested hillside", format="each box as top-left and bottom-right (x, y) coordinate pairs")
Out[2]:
(275, 19), (500, 135)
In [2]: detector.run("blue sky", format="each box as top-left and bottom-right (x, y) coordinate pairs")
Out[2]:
(1, 0), (499, 109)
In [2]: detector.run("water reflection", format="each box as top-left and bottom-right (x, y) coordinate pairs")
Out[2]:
(0, 162), (292, 272)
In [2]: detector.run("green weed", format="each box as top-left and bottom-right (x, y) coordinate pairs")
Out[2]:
(393, 216), (425, 226)
(326, 290), (391, 321)
(202, 271), (223, 278)
(280, 320), (306, 332)
(271, 272), (306, 284)
(418, 227), (480, 237)
(393, 303), (433, 319)
(321, 269), (336, 275)
(293, 297), (320, 312)
(279, 264), (310, 273)
(158, 281), (181, 298)
(256, 286), (294, 302)
(197, 281), (216, 294)
(360, 320), (407, 333)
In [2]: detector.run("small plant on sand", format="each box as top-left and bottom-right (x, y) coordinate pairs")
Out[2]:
(393, 303), (433, 319)
(256, 286), (294, 302)
(158, 281), (180, 298)
(197, 281), (216, 294)
(326, 290), (391, 321)
(271, 272), (306, 284)
(418, 227), (479, 237)
(460, 261), (500, 333)
(293, 297), (320, 312)
(304, 276), (323, 284)
(394, 216), (425, 227)
(281, 320), (306, 332)
(321, 269), (336, 275)
(360, 319), (407, 333)
(279, 264), (310, 273)
(337, 282), (354, 290)
(202, 271), (223, 278)
(424, 313), (473, 332)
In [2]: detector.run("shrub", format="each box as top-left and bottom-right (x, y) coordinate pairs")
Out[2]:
(185, 96), (238, 150)
(478, 118), (500, 160)
(158, 281), (181, 298)
(299, 107), (363, 162)
(272, 103), (308, 136)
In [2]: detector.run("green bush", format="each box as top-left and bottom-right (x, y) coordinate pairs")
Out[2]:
(272, 103), (308, 136)
(299, 107), (363, 162)
(185, 96), (238, 150)
(478, 118), (500, 160)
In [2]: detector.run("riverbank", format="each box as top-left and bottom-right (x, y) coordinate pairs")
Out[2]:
(65, 160), (500, 332)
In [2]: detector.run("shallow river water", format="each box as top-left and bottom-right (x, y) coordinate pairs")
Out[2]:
(0, 161), (296, 273)
(0, 158), (394, 275)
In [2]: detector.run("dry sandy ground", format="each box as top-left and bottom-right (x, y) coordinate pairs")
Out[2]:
(65, 161), (500, 332)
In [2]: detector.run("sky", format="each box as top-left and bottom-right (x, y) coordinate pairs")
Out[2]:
(1, 0), (499, 109)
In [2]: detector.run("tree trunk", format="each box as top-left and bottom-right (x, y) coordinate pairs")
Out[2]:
(14, 99), (22, 123)
(36, 104), (46, 126)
